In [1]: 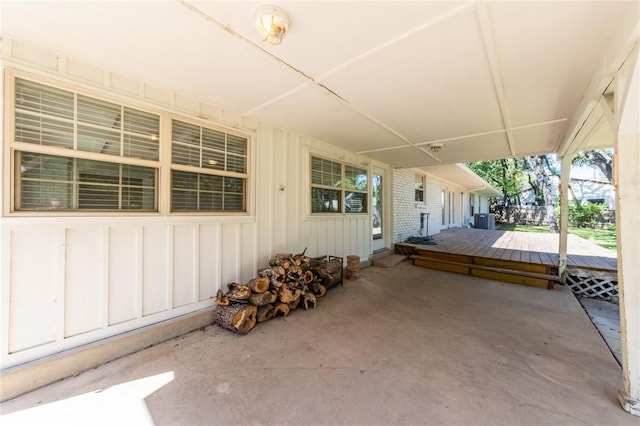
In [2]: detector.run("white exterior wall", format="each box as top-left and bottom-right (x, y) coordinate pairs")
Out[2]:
(478, 195), (490, 214)
(569, 179), (616, 209)
(0, 39), (378, 369)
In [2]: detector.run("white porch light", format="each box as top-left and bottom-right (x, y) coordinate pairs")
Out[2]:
(255, 5), (289, 45)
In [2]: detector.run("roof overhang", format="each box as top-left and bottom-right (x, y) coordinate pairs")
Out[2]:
(420, 164), (502, 198)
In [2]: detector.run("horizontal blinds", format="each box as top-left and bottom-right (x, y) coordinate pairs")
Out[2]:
(18, 152), (156, 211)
(344, 165), (367, 191)
(171, 119), (248, 173)
(15, 78), (160, 161)
(171, 171), (245, 212)
(311, 157), (341, 187)
(310, 156), (368, 214)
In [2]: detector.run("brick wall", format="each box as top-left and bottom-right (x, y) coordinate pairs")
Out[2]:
(393, 169), (449, 243)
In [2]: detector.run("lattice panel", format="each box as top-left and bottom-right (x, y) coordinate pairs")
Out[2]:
(565, 274), (618, 299)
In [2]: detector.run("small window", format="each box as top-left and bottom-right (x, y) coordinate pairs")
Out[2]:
(310, 156), (368, 214)
(170, 119), (248, 212)
(415, 174), (425, 202)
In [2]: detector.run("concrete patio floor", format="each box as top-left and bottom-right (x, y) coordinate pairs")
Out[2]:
(2, 262), (639, 426)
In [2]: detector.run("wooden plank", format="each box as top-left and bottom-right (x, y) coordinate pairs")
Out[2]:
(411, 255), (559, 281)
(474, 257), (548, 274)
(471, 269), (549, 288)
(414, 250), (472, 264)
(409, 228), (616, 278)
(413, 257), (470, 274)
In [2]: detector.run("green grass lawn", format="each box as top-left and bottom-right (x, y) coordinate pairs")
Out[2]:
(568, 227), (617, 251)
(495, 223), (617, 251)
(495, 224), (549, 233)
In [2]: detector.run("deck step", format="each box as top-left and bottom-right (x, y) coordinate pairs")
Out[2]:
(373, 254), (407, 268)
(410, 255), (560, 288)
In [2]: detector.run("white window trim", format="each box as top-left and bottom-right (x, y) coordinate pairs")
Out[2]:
(168, 115), (251, 215)
(414, 173), (426, 204)
(3, 68), (254, 217)
(307, 152), (369, 217)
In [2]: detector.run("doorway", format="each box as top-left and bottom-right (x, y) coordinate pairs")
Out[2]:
(372, 167), (386, 252)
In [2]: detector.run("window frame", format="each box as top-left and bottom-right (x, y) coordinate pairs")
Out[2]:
(309, 154), (368, 215)
(7, 71), (161, 215)
(169, 116), (250, 214)
(415, 174), (426, 203)
(4, 69), (253, 217)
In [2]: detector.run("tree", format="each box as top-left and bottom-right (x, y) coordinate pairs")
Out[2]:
(524, 155), (558, 207)
(572, 149), (613, 182)
(467, 158), (527, 206)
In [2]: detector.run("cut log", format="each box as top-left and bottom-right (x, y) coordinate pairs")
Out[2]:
(278, 286), (302, 304)
(214, 303), (257, 334)
(312, 257), (343, 286)
(302, 291), (317, 310)
(288, 297), (301, 311)
(215, 289), (230, 306)
(272, 303), (290, 318)
(303, 270), (315, 285)
(247, 276), (270, 294)
(227, 283), (251, 301)
(249, 291), (277, 306)
(257, 304), (275, 323)
(309, 282), (327, 297)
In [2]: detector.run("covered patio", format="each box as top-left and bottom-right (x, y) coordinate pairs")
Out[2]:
(1, 262), (636, 425)
(1, 0), (639, 418)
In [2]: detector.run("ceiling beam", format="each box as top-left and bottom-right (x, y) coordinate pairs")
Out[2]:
(556, 7), (639, 157)
(476, 2), (516, 157)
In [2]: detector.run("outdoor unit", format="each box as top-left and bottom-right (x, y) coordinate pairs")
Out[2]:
(474, 213), (495, 230)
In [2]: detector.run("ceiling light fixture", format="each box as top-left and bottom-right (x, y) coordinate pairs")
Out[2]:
(255, 5), (290, 45)
(428, 143), (443, 153)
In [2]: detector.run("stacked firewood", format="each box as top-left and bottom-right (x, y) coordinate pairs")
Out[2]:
(214, 249), (341, 335)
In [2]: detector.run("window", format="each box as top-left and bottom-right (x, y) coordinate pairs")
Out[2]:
(415, 174), (425, 202)
(469, 193), (475, 216)
(441, 190), (446, 225)
(12, 77), (159, 211)
(171, 119), (248, 212)
(310, 156), (367, 214)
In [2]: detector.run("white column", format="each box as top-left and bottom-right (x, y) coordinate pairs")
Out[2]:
(616, 48), (640, 417)
(558, 155), (571, 279)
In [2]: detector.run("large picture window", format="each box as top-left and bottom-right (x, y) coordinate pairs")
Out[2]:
(310, 156), (367, 214)
(12, 77), (159, 211)
(171, 119), (248, 212)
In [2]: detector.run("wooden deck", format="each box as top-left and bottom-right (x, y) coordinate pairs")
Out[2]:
(396, 228), (617, 289)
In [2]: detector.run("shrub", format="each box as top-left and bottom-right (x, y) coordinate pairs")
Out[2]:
(568, 201), (607, 228)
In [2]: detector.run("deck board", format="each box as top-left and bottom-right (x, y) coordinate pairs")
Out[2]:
(401, 228), (617, 271)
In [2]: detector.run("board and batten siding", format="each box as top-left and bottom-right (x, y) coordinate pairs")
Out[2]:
(0, 38), (376, 369)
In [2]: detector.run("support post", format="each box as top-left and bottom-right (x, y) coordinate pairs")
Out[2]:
(616, 47), (640, 417)
(558, 155), (571, 280)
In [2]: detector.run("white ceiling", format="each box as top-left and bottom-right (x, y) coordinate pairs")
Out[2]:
(2, 1), (638, 170)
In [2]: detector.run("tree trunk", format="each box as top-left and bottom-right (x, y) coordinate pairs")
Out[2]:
(214, 303), (257, 334)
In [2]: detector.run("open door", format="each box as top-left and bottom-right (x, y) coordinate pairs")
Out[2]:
(372, 167), (386, 252)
